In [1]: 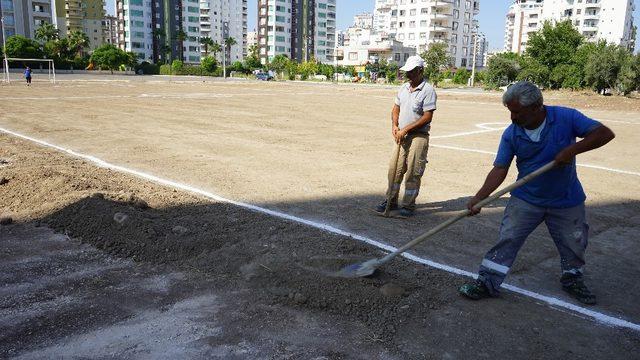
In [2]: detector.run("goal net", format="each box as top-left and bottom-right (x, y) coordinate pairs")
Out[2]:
(2, 58), (56, 84)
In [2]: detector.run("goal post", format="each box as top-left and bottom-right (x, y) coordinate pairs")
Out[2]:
(2, 58), (56, 84)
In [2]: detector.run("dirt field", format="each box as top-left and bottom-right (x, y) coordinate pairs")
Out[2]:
(1, 75), (640, 358)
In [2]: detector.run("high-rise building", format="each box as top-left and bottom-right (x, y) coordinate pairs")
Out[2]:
(102, 14), (117, 45)
(373, 0), (481, 69)
(53, 0), (105, 50)
(504, 0), (543, 53)
(257, 0), (337, 64)
(541, 0), (635, 50)
(199, 0), (247, 63)
(353, 12), (373, 29)
(0, 0), (55, 42)
(116, 0), (152, 61)
(505, 0), (636, 54)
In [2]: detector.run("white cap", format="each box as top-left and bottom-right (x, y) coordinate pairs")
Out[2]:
(399, 55), (425, 72)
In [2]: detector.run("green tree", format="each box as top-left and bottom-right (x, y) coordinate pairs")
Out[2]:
(420, 42), (452, 84)
(452, 68), (471, 84)
(485, 52), (520, 88)
(4, 35), (43, 59)
(616, 53), (640, 95)
(200, 36), (214, 57)
(89, 44), (131, 74)
(224, 37), (237, 63)
(200, 56), (217, 72)
(268, 54), (291, 78)
(526, 20), (583, 71)
(68, 30), (90, 57)
(174, 28), (187, 61)
(298, 58), (319, 80)
(517, 56), (550, 87)
(210, 42), (222, 60)
(584, 44), (628, 94)
(35, 23), (59, 43)
(244, 44), (262, 70)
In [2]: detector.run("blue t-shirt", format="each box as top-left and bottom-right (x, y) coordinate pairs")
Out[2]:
(24, 69), (31, 78)
(494, 106), (602, 208)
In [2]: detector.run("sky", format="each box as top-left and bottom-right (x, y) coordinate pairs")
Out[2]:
(108, 0), (640, 52)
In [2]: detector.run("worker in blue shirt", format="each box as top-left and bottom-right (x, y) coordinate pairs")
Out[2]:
(24, 67), (32, 86)
(459, 81), (615, 305)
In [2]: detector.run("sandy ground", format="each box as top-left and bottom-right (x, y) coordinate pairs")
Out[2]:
(1, 75), (640, 358)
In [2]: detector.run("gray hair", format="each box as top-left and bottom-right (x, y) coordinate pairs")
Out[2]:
(502, 81), (543, 107)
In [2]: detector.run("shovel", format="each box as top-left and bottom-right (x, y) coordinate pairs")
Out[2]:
(337, 160), (557, 278)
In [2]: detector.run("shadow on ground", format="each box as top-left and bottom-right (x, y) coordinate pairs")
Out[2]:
(2, 192), (639, 358)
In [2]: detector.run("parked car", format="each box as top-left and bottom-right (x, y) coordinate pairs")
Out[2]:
(256, 72), (274, 81)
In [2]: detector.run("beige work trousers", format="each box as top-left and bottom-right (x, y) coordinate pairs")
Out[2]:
(386, 132), (430, 210)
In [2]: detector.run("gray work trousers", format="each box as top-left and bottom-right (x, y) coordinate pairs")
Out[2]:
(478, 196), (589, 295)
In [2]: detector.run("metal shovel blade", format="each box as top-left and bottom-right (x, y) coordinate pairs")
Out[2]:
(334, 258), (381, 278)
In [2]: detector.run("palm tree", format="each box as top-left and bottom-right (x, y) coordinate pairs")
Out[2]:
(174, 28), (187, 62)
(35, 22), (59, 43)
(68, 30), (90, 57)
(224, 37), (237, 62)
(200, 37), (214, 57)
(210, 42), (222, 60)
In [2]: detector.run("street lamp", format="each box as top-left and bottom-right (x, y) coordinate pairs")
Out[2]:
(469, 30), (482, 87)
(1, 16), (10, 83)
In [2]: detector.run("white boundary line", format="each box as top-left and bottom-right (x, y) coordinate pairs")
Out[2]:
(0, 126), (639, 332)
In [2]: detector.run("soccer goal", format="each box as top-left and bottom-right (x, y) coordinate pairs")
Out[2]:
(1, 58), (56, 84)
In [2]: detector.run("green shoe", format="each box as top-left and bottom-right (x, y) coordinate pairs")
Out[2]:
(562, 280), (597, 305)
(459, 281), (491, 300)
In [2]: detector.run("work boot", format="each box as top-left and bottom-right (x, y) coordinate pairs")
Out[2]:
(458, 280), (491, 300)
(375, 200), (397, 213)
(561, 277), (597, 305)
(399, 207), (414, 218)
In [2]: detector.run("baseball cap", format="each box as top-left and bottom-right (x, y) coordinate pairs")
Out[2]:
(399, 55), (425, 72)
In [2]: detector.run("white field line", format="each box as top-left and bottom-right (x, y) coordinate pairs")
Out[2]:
(0, 126), (638, 332)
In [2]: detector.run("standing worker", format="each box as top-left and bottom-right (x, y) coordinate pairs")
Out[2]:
(459, 81), (615, 305)
(24, 66), (32, 86)
(374, 55), (437, 218)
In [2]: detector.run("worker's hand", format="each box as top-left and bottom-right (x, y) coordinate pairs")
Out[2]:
(466, 196), (482, 216)
(392, 125), (399, 138)
(554, 147), (576, 166)
(394, 128), (406, 144)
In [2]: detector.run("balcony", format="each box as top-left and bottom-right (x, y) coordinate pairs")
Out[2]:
(432, 12), (452, 20)
(432, 0), (454, 10)
(431, 25), (450, 32)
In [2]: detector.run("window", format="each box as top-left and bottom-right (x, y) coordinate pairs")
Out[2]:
(410, 9), (416, 16)
(461, 58), (467, 67)
(349, 52), (358, 60)
(408, 33), (415, 40)
(452, 21), (458, 30)
(420, 20), (427, 27)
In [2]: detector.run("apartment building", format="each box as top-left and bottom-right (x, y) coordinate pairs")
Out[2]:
(116, 0), (152, 61)
(337, 26), (416, 67)
(504, 0), (543, 53)
(505, 0), (636, 54)
(102, 14), (117, 45)
(373, 0), (481, 69)
(257, 0), (337, 64)
(199, 0), (247, 63)
(0, 0), (55, 42)
(542, 0), (635, 49)
(53, 0), (104, 49)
